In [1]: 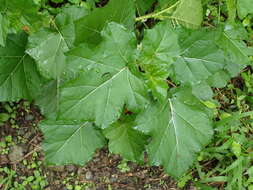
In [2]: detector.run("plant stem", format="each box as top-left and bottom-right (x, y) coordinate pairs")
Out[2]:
(135, 1), (180, 22)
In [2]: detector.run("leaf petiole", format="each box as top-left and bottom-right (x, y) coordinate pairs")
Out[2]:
(135, 1), (180, 22)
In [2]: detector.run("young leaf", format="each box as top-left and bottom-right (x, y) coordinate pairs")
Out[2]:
(104, 117), (148, 162)
(138, 22), (180, 101)
(59, 23), (148, 128)
(136, 86), (213, 177)
(41, 121), (105, 165)
(0, 32), (43, 101)
(172, 0), (203, 29)
(74, 0), (135, 45)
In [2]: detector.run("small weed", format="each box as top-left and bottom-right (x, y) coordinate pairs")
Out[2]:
(194, 70), (253, 189)
(117, 160), (131, 173)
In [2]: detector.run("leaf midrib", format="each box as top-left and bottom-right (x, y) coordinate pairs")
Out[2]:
(63, 67), (127, 115)
(1, 54), (26, 87)
(54, 122), (88, 156)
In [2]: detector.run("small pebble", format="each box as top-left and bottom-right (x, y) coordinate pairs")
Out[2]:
(66, 165), (76, 172)
(110, 176), (118, 183)
(77, 168), (83, 175)
(190, 185), (197, 190)
(8, 145), (23, 162)
(49, 166), (65, 172)
(25, 114), (34, 121)
(85, 171), (93, 180)
(0, 155), (9, 164)
(54, 180), (60, 185)
(93, 158), (100, 162)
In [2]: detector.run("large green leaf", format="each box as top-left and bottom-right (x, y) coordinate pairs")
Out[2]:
(207, 70), (231, 88)
(55, 6), (89, 48)
(172, 29), (229, 85)
(172, 0), (203, 29)
(176, 24), (252, 88)
(237, 0), (253, 19)
(192, 82), (213, 100)
(136, 86), (213, 177)
(35, 80), (59, 119)
(26, 28), (69, 80)
(74, 0), (135, 45)
(28, 7), (88, 119)
(217, 24), (252, 74)
(0, 32), (42, 101)
(41, 121), (105, 165)
(138, 22), (180, 101)
(0, 13), (8, 46)
(59, 23), (148, 128)
(104, 117), (148, 162)
(26, 5), (89, 80)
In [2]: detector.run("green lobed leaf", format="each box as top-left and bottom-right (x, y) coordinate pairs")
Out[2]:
(172, 0), (203, 29)
(138, 24), (243, 92)
(0, 32), (43, 101)
(27, 7), (89, 119)
(59, 22), (148, 128)
(55, 5), (89, 48)
(138, 21), (180, 101)
(217, 24), (252, 74)
(104, 116), (148, 162)
(41, 121), (105, 165)
(35, 80), (59, 119)
(206, 70), (231, 88)
(26, 28), (69, 80)
(0, 0), (252, 182)
(237, 0), (253, 19)
(136, 86), (213, 177)
(192, 82), (213, 100)
(27, 6), (89, 79)
(172, 28), (229, 86)
(74, 0), (135, 45)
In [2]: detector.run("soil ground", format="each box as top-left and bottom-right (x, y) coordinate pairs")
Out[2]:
(0, 101), (192, 190)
